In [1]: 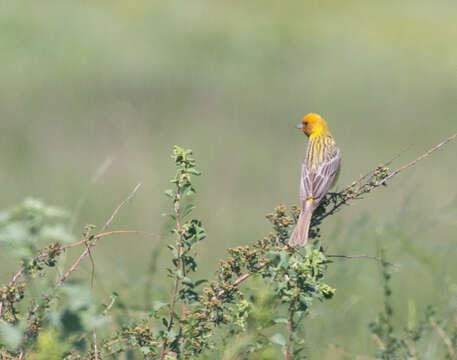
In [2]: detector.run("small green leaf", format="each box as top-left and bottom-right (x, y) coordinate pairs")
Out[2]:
(182, 277), (194, 287)
(167, 244), (178, 258)
(164, 189), (175, 198)
(195, 279), (207, 287)
(182, 204), (196, 217)
(162, 317), (168, 327)
(187, 168), (201, 176)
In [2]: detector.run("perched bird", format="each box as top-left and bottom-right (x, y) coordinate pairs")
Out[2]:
(289, 113), (342, 247)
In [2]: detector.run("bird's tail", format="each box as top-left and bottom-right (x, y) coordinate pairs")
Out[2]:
(289, 199), (313, 247)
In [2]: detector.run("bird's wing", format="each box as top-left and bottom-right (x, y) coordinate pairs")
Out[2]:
(311, 147), (341, 202)
(300, 146), (341, 207)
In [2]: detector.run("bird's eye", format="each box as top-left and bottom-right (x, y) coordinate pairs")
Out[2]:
(303, 122), (308, 126)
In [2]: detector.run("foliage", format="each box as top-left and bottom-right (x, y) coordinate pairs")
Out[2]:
(0, 145), (456, 359)
(369, 250), (457, 360)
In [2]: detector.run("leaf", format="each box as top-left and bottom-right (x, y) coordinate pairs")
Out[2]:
(162, 317), (168, 327)
(187, 168), (201, 176)
(164, 189), (175, 198)
(270, 333), (286, 347)
(167, 244), (178, 258)
(182, 204), (196, 217)
(181, 277), (194, 287)
(194, 279), (207, 287)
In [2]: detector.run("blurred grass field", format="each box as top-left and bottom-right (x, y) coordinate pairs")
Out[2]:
(1, 0), (456, 358)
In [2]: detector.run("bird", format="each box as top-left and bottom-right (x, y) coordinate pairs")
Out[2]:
(289, 113), (342, 247)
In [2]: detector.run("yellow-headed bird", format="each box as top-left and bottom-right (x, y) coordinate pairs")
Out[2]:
(289, 113), (341, 247)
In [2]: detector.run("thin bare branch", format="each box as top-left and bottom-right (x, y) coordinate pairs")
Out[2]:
(24, 184), (143, 334)
(314, 132), (457, 225)
(326, 254), (399, 269)
(379, 132), (457, 185)
(63, 230), (160, 249)
(355, 144), (413, 186)
(58, 184), (143, 289)
(0, 229), (157, 320)
(101, 183), (142, 233)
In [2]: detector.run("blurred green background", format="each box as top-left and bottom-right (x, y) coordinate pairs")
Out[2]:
(1, 0), (456, 358)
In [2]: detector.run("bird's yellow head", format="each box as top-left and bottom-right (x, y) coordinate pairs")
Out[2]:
(297, 113), (329, 138)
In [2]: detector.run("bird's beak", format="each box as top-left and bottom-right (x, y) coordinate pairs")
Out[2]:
(296, 123), (303, 129)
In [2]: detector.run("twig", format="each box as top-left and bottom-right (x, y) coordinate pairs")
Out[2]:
(430, 320), (456, 360)
(354, 144), (413, 186)
(101, 183), (142, 233)
(379, 132), (457, 185)
(62, 230), (160, 249)
(55, 228), (93, 289)
(215, 261), (268, 299)
(0, 230), (156, 320)
(25, 184), (142, 332)
(326, 254), (399, 269)
(58, 184), (142, 289)
(314, 132), (457, 226)
(75, 184), (141, 360)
